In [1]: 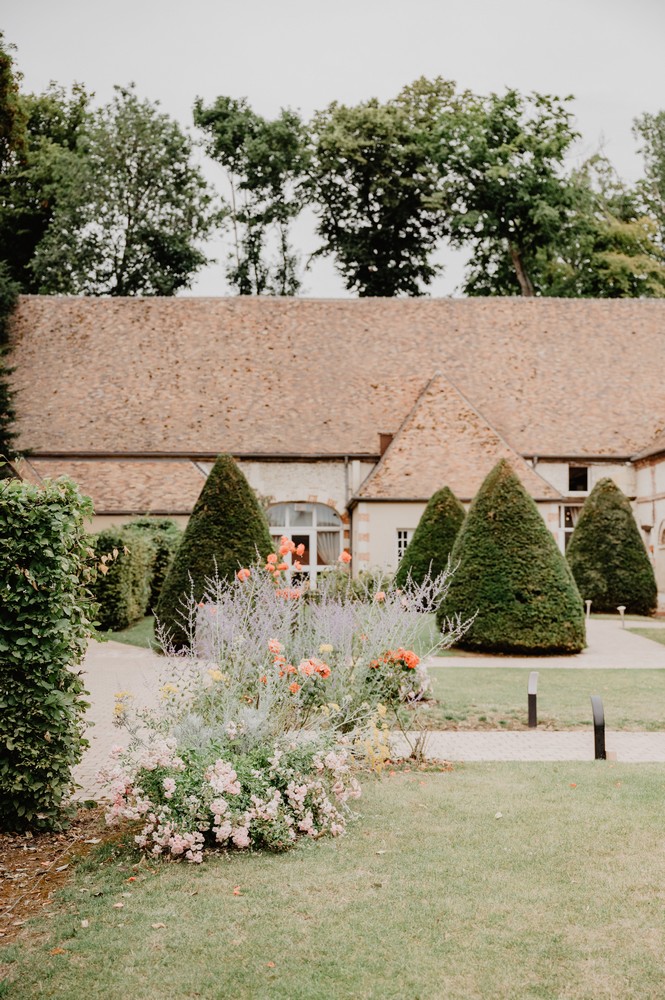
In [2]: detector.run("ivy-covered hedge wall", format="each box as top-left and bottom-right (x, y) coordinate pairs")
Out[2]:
(91, 527), (156, 631)
(125, 517), (183, 609)
(0, 477), (97, 831)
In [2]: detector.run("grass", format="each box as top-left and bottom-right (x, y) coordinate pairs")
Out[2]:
(3, 763), (665, 999)
(628, 627), (665, 647)
(413, 667), (665, 731)
(590, 613), (657, 622)
(102, 616), (155, 649)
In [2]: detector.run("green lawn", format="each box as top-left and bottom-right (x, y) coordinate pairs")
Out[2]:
(628, 627), (665, 647)
(101, 616), (155, 649)
(414, 666), (665, 731)
(3, 764), (664, 999)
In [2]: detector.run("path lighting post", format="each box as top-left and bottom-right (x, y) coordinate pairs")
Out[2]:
(527, 671), (539, 728)
(617, 605), (626, 628)
(585, 600), (592, 619)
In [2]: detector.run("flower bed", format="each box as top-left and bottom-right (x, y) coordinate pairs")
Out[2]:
(101, 541), (471, 861)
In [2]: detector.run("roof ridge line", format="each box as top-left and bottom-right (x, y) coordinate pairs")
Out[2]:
(352, 372), (446, 497)
(440, 372), (563, 499)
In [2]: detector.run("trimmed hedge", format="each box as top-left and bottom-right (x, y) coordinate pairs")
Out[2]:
(0, 477), (96, 831)
(91, 527), (156, 631)
(126, 517), (183, 608)
(394, 486), (465, 588)
(156, 454), (273, 648)
(439, 460), (586, 654)
(566, 478), (657, 615)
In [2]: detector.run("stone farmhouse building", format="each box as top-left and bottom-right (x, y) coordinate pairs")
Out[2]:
(8, 296), (665, 593)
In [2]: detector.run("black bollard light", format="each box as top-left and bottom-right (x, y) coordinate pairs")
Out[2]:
(590, 695), (606, 760)
(528, 671), (539, 728)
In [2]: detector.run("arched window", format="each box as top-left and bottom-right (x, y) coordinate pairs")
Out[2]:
(266, 502), (342, 586)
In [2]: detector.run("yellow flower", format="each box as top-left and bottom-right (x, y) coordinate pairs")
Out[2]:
(207, 668), (223, 682)
(160, 683), (179, 698)
(319, 643), (333, 654)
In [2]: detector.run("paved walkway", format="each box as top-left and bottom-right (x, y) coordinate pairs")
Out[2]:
(71, 619), (665, 800)
(431, 617), (665, 668)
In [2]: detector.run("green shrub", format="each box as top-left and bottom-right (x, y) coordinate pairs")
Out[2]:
(439, 460), (586, 654)
(0, 477), (96, 831)
(156, 454), (273, 648)
(566, 478), (657, 615)
(394, 487), (465, 588)
(126, 517), (183, 608)
(91, 526), (156, 631)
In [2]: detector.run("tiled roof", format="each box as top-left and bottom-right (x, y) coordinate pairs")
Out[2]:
(9, 296), (665, 458)
(15, 458), (205, 513)
(356, 373), (561, 501)
(633, 428), (665, 462)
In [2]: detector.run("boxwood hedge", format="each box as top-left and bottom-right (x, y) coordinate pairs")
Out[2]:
(156, 454), (273, 648)
(566, 478), (657, 615)
(439, 460), (586, 654)
(394, 486), (465, 588)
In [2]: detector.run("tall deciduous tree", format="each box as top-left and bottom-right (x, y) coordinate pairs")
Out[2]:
(194, 96), (307, 295)
(31, 85), (218, 296)
(307, 80), (455, 296)
(633, 110), (665, 249)
(0, 35), (23, 463)
(442, 89), (579, 296)
(538, 157), (665, 297)
(0, 82), (91, 291)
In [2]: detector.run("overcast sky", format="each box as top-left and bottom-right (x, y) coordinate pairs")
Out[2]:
(5, 0), (665, 297)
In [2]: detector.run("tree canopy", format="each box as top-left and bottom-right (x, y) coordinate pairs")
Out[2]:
(29, 86), (218, 296)
(2, 38), (665, 301)
(306, 80), (454, 296)
(194, 96), (307, 295)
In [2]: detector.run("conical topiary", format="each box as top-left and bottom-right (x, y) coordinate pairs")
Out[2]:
(394, 487), (465, 588)
(156, 454), (273, 647)
(438, 459), (585, 654)
(566, 478), (657, 615)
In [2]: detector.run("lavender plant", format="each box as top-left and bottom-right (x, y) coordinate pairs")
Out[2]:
(101, 548), (473, 860)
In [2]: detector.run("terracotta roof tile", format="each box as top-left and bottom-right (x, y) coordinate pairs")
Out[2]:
(9, 296), (665, 459)
(20, 458), (205, 513)
(357, 373), (561, 501)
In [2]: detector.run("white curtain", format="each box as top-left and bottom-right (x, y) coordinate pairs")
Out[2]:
(317, 530), (341, 565)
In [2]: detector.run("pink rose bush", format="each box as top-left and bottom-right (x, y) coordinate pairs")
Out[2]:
(99, 734), (360, 863)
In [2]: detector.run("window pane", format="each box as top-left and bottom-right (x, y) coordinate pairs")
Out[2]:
(292, 534), (311, 564)
(568, 467), (588, 492)
(317, 530), (340, 565)
(290, 509), (313, 526)
(267, 503), (290, 527)
(316, 504), (342, 527)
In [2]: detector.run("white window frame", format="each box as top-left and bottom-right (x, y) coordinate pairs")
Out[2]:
(267, 502), (342, 587)
(558, 504), (582, 551)
(396, 528), (414, 563)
